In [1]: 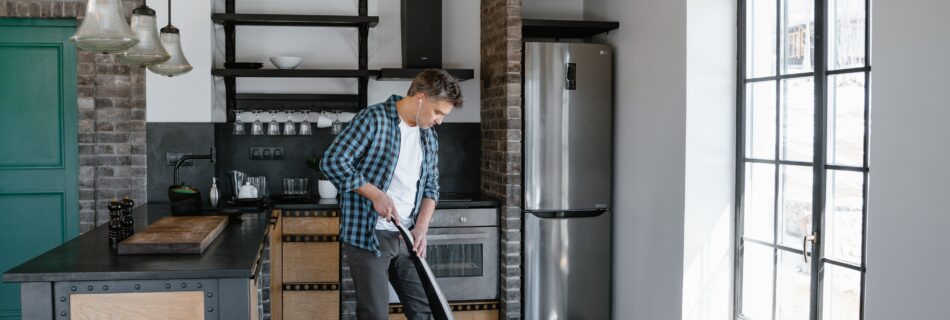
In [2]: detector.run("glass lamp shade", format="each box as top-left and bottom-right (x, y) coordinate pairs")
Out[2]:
(116, 5), (170, 66)
(147, 25), (193, 77)
(70, 0), (139, 52)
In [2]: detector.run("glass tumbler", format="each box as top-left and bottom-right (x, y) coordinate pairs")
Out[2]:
(299, 111), (313, 135)
(251, 111), (264, 136)
(232, 110), (245, 135)
(283, 111), (296, 135)
(267, 111), (281, 136)
(296, 178), (310, 196)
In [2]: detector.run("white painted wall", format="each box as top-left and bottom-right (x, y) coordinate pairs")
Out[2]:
(865, 1), (950, 319)
(147, 0), (480, 123)
(682, 0), (736, 319)
(584, 0), (689, 319)
(522, 0), (585, 20)
(145, 0), (215, 122)
(585, 0), (736, 319)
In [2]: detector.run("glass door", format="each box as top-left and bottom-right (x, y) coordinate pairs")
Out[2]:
(736, 0), (869, 319)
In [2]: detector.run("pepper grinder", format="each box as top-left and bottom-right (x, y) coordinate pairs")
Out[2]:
(107, 199), (124, 249)
(119, 196), (135, 239)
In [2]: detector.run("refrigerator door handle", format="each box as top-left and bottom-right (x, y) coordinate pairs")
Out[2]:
(526, 209), (608, 219)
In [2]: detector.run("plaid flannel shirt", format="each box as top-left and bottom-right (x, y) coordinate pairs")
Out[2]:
(320, 95), (440, 255)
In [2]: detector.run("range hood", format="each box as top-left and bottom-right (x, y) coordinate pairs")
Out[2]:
(377, 0), (474, 81)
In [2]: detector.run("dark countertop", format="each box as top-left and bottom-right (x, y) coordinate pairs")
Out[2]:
(2, 203), (270, 283)
(2, 193), (498, 283)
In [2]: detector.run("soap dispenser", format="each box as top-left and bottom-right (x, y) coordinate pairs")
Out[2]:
(209, 177), (220, 208)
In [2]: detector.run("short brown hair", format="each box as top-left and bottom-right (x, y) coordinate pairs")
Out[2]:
(406, 69), (463, 109)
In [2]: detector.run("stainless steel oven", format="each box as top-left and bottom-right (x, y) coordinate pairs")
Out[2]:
(389, 208), (498, 302)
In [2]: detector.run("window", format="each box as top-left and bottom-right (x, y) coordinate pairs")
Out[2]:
(735, 0), (869, 319)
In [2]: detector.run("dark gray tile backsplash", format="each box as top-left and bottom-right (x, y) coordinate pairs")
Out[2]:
(146, 122), (481, 202)
(146, 123), (216, 204)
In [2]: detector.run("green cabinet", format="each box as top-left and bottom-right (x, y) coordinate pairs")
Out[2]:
(0, 18), (79, 320)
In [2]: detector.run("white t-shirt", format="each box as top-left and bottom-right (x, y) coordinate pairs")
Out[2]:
(375, 118), (423, 231)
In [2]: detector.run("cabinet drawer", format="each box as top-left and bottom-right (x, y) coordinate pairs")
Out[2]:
(283, 242), (339, 283)
(283, 217), (339, 235)
(283, 289), (339, 320)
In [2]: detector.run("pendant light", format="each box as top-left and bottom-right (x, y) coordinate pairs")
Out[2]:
(71, 0), (139, 53)
(117, 3), (170, 66)
(147, 0), (193, 77)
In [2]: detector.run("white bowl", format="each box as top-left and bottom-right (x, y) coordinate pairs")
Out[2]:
(269, 56), (302, 69)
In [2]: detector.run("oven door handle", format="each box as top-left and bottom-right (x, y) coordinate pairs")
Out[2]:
(426, 233), (491, 241)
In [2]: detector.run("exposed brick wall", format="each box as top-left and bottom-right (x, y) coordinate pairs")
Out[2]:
(1, 0), (147, 233)
(480, 0), (522, 319)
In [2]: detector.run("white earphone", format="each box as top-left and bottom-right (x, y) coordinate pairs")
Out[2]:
(415, 99), (423, 125)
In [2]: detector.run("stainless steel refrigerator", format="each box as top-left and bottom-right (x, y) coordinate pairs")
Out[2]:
(523, 41), (613, 320)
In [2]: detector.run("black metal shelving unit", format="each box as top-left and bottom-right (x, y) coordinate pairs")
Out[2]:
(232, 94), (360, 110)
(216, 0), (378, 122)
(212, 69), (380, 78)
(211, 13), (379, 27)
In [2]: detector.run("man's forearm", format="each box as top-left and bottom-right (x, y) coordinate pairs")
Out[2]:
(415, 198), (436, 230)
(355, 183), (384, 202)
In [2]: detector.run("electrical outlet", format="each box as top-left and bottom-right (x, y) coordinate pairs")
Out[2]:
(166, 152), (193, 166)
(249, 147), (283, 160)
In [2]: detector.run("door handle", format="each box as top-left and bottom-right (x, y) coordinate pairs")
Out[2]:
(802, 232), (819, 263)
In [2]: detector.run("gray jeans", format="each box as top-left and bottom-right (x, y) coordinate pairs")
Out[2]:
(343, 230), (432, 320)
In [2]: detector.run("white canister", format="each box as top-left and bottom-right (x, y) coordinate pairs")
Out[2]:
(318, 180), (338, 199)
(238, 181), (258, 199)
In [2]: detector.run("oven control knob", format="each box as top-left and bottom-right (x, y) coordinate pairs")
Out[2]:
(459, 216), (468, 223)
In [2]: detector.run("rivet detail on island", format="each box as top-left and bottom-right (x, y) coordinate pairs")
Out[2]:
(51, 279), (219, 319)
(388, 300), (500, 317)
(282, 234), (340, 242)
(281, 209), (340, 217)
(283, 283), (340, 291)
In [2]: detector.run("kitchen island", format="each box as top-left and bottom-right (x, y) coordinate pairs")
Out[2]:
(3, 194), (500, 319)
(2, 203), (272, 320)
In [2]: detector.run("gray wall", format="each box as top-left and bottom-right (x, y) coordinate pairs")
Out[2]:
(585, 0), (689, 319)
(865, 0), (950, 318)
(522, 0), (585, 19)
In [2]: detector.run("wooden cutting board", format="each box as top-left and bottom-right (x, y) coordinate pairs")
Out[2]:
(118, 216), (229, 255)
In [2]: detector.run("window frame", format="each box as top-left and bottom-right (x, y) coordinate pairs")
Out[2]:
(734, 0), (871, 319)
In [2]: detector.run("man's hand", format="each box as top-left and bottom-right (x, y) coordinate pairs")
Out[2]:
(411, 198), (436, 258)
(411, 225), (429, 258)
(371, 192), (399, 226)
(355, 183), (400, 225)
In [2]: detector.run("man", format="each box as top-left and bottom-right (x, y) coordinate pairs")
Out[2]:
(320, 69), (462, 319)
